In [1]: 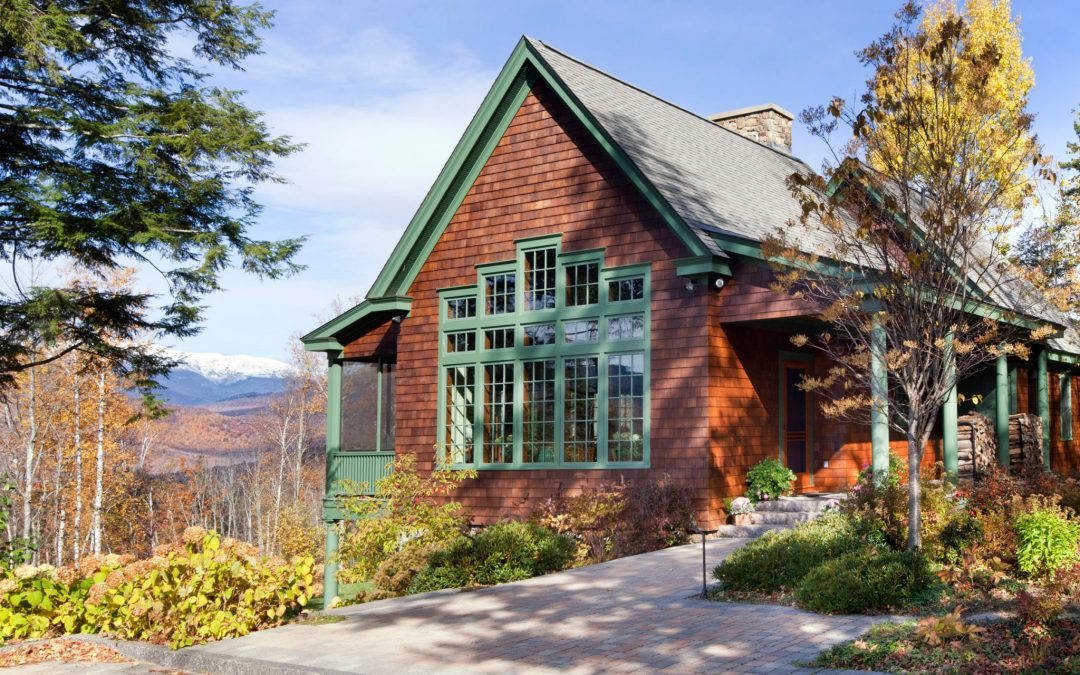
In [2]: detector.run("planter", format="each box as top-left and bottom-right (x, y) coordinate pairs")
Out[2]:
(732, 513), (752, 526)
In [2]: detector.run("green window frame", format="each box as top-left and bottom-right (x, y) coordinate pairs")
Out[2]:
(437, 235), (650, 469)
(1062, 374), (1073, 442)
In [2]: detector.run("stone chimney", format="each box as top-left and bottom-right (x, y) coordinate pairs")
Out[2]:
(708, 103), (794, 152)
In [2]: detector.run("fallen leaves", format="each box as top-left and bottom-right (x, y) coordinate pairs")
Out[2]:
(0, 638), (128, 667)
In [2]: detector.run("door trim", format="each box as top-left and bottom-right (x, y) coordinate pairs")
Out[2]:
(778, 351), (814, 488)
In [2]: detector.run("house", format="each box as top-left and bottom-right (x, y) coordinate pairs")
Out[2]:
(303, 37), (1080, 595)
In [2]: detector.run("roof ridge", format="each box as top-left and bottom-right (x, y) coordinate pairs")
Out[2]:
(525, 37), (811, 169)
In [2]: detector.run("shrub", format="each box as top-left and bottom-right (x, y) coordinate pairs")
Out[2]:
(531, 477), (693, 563)
(612, 480), (694, 556)
(794, 547), (933, 614)
(746, 459), (796, 503)
(409, 521), (575, 594)
(713, 513), (861, 591)
(369, 543), (439, 599)
(1015, 508), (1080, 579)
(935, 513), (983, 564)
(0, 481), (32, 567)
(337, 453), (476, 583)
(0, 529), (317, 649)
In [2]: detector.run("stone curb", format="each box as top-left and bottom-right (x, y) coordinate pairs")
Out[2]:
(53, 634), (354, 675)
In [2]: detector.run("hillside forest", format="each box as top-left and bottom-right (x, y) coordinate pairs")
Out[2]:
(0, 340), (327, 565)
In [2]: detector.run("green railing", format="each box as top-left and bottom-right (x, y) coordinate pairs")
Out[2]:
(327, 451), (394, 496)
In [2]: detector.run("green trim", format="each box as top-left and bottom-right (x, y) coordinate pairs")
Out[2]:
(870, 320), (890, 480)
(942, 331), (958, 480)
(302, 297), (411, 351)
(1049, 351), (1080, 366)
(324, 353), (343, 499)
(1037, 349), (1050, 470)
(778, 350), (815, 486)
(996, 351), (1010, 467)
(436, 237), (650, 470)
(323, 521), (339, 604)
(359, 37), (705, 307)
(674, 255), (733, 279)
(1061, 373), (1073, 442)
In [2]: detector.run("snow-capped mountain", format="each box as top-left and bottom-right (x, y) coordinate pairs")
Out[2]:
(156, 347), (295, 406)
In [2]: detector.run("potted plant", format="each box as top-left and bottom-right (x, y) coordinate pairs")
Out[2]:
(728, 496), (754, 526)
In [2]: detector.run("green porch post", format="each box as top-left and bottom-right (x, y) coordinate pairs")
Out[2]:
(996, 351), (1010, 468)
(942, 332), (958, 480)
(871, 319), (890, 479)
(1037, 349), (1050, 471)
(323, 350), (343, 605)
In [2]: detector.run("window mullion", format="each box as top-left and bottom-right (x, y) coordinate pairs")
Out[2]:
(555, 355), (566, 468)
(513, 358), (524, 466)
(598, 352), (608, 468)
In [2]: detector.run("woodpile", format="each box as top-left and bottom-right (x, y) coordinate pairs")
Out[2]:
(1008, 413), (1043, 472)
(954, 412), (1043, 479)
(957, 413), (994, 480)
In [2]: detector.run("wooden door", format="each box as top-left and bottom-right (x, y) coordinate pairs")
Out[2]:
(781, 361), (813, 489)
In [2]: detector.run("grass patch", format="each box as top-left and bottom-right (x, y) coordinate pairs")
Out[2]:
(813, 618), (1080, 673)
(309, 581), (373, 610)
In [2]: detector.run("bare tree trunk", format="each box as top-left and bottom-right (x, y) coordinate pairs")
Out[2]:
(72, 369), (83, 560)
(54, 438), (65, 565)
(91, 369), (106, 555)
(294, 400), (306, 501)
(906, 421), (933, 551)
(22, 366), (37, 542)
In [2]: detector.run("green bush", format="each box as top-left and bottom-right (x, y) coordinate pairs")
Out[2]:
(409, 521), (575, 594)
(531, 478), (694, 564)
(0, 528), (317, 649)
(794, 547), (933, 614)
(713, 513), (861, 591)
(1015, 508), (1080, 579)
(746, 459), (796, 503)
(369, 543), (439, 599)
(337, 453), (476, 583)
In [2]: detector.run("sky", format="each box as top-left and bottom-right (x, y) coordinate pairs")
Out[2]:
(165, 0), (1080, 361)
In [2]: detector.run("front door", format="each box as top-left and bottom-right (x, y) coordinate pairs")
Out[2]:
(781, 360), (813, 489)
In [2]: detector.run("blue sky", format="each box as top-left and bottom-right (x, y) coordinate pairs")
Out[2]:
(171, 0), (1080, 361)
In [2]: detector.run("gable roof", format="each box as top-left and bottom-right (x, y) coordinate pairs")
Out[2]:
(305, 37), (1078, 358)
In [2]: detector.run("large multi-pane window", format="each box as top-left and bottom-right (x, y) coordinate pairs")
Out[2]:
(438, 237), (649, 468)
(1062, 374), (1074, 442)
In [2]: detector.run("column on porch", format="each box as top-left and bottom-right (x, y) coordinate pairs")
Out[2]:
(322, 350), (343, 604)
(996, 350), (1010, 467)
(870, 319), (890, 479)
(942, 331), (958, 480)
(1037, 348), (1050, 471)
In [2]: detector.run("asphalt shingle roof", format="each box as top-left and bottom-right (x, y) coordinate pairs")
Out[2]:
(528, 38), (1078, 354)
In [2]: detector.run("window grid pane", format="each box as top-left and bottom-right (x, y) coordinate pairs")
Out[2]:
(447, 297), (476, 319)
(564, 319), (599, 344)
(444, 366), (475, 464)
(523, 360), (556, 463)
(485, 273), (516, 315)
(565, 263), (599, 306)
(564, 357), (598, 463)
(525, 248), (557, 311)
(609, 277), (644, 302)
(607, 315), (645, 341)
(484, 328), (514, 350)
(446, 331), (476, 353)
(524, 323), (556, 346)
(608, 353), (645, 463)
(483, 363), (514, 463)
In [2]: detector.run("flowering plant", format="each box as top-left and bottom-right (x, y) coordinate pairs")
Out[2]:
(728, 496), (755, 516)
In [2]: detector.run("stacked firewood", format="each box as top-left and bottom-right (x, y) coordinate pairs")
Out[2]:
(957, 413), (994, 480)
(1008, 414), (1043, 472)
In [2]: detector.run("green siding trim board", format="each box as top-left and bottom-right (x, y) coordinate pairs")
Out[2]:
(1037, 349), (1050, 470)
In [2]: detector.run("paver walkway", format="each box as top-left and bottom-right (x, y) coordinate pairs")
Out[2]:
(179, 538), (893, 674)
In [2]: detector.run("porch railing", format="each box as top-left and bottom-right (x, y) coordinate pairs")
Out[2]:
(327, 451), (394, 496)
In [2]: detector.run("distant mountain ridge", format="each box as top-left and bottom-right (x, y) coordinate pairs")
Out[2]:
(157, 348), (293, 406)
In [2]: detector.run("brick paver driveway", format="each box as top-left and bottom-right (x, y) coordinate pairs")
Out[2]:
(185, 538), (891, 674)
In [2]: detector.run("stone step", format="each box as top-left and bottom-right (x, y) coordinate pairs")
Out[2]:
(753, 496), (841, 513)
(750, 510), (818, 525)
(715, 523), (790, 538)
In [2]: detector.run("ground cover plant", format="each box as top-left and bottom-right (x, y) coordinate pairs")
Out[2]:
(713, 457), (1080, 619)
(0, 528), (318, 649)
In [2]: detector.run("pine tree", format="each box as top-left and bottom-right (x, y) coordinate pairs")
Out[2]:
(0, 1), (303, 390)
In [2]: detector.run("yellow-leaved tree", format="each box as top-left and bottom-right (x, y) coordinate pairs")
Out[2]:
(765, 0), (1056, 550)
